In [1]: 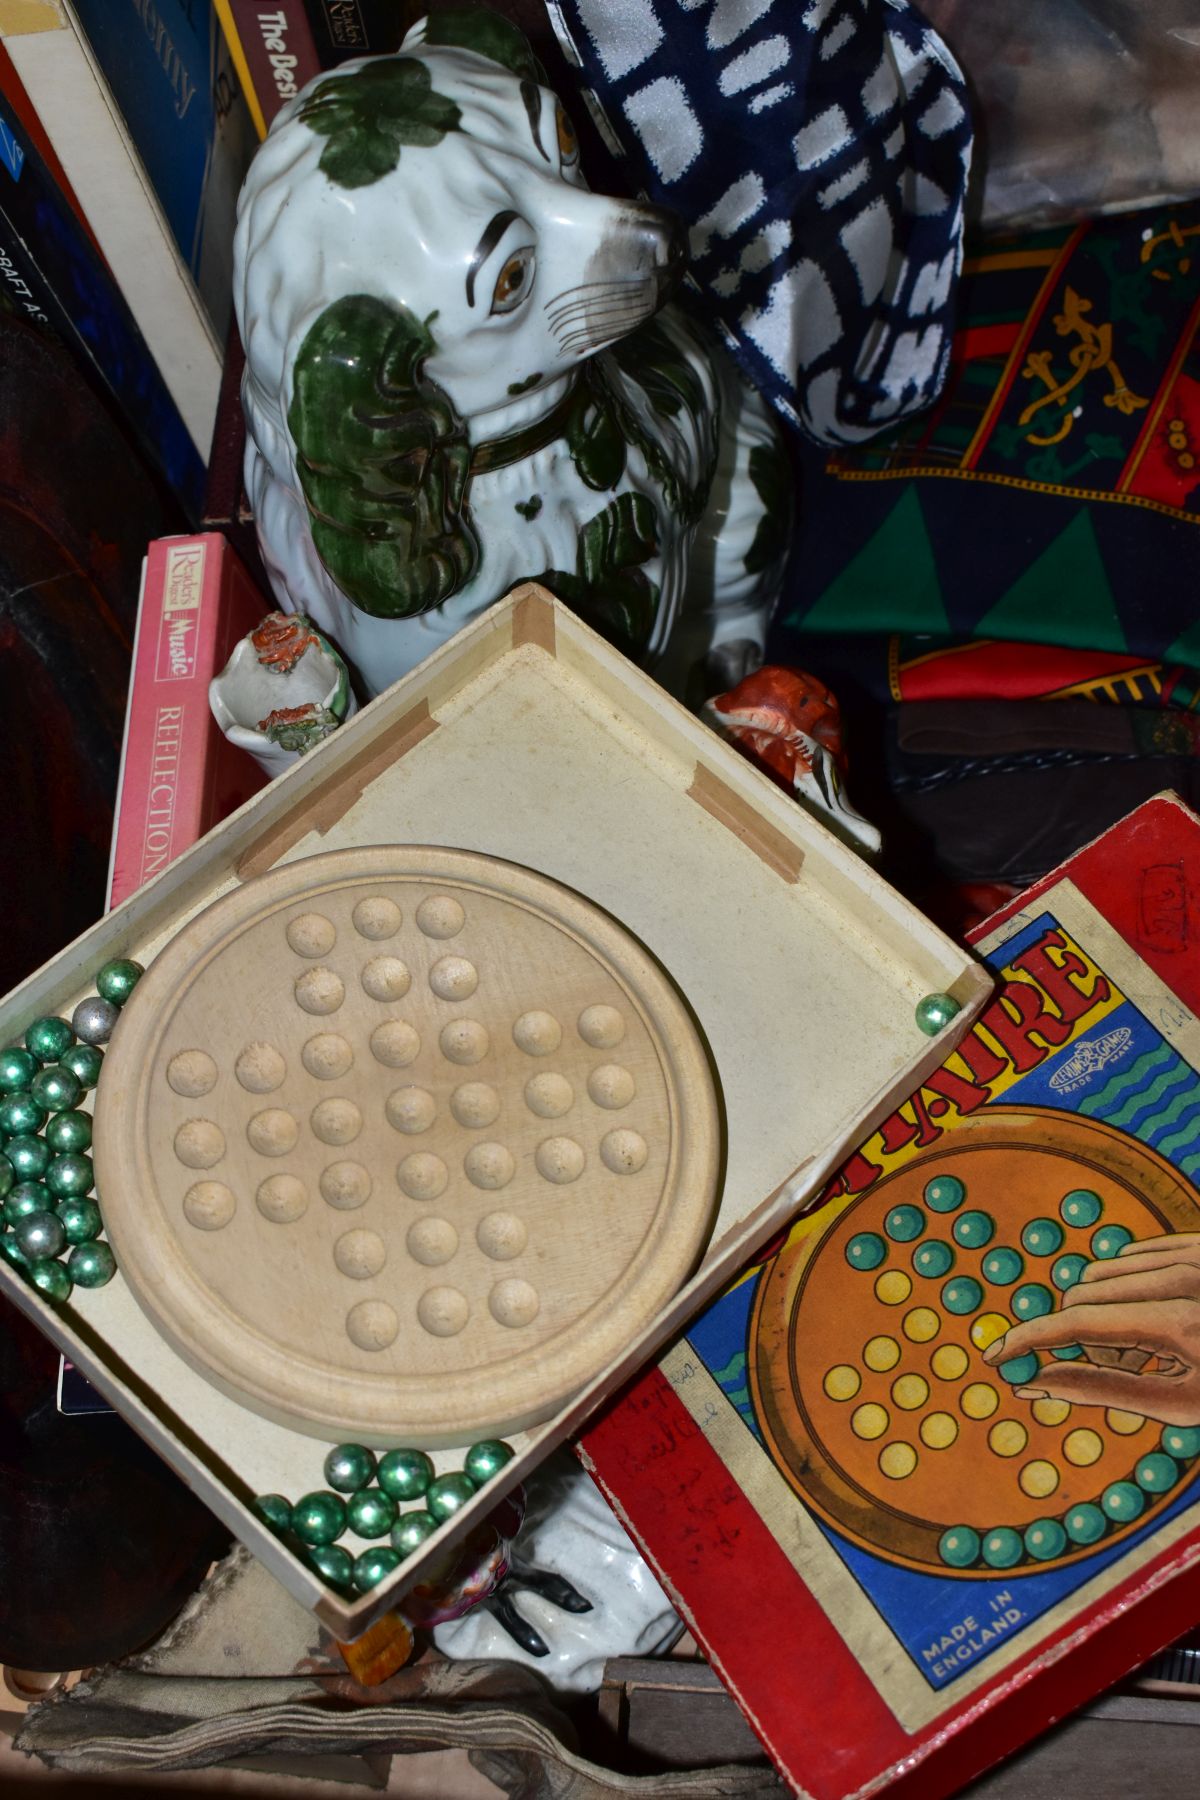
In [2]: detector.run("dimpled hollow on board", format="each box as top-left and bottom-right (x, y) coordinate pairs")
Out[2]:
(93, 847), (720, 1447)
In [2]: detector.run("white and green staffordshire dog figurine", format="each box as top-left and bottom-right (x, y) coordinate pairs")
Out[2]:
(233, 8), (791, 701)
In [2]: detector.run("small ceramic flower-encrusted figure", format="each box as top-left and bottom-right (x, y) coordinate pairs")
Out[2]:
(233, 8), (792, 703)
(210, 611), (356, 777)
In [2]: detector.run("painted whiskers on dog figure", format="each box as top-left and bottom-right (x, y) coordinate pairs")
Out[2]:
(233, 9), (791, 702)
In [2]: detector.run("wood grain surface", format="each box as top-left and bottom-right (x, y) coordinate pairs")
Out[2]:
(94, 846), (720, 1446)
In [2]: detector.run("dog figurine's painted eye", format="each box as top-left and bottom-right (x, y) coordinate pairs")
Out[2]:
(491, 248), (536, 316)
(556, 104), (579, 170)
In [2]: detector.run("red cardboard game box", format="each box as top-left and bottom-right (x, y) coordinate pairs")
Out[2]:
(582, 793), (1200, 1798)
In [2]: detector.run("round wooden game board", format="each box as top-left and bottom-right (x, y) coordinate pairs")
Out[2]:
(750, 1108), (1200, 1575)
(94, 846), (720, 1446)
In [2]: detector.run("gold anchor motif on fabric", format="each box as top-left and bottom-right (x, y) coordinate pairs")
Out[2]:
(1140, 217), (1200, 281)
(1018, 288), (1147, 447)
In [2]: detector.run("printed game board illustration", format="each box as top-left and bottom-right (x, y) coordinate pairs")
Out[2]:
(676, 878), (1200, 1710)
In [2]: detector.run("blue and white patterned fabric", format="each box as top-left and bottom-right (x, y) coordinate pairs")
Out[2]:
(544, 0), (973, 446)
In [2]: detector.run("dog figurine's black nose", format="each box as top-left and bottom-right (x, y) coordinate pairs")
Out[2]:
(603, 200), (689, 302)
(635, 202), (689, 303)
(584, 200), (690, 319)
(656, 209), (689, 300)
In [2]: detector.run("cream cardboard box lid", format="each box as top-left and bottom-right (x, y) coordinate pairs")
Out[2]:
(0, 587), (991, 1637)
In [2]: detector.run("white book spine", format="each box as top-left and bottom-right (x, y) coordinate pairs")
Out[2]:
(3, 14), (222, 460)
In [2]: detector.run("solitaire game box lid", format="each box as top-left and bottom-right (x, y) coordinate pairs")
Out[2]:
(579, 791), (1200, 1800)
(0, 589), (989, 1640)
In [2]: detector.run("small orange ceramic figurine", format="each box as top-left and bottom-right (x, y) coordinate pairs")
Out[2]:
(705, 665), (880, 854)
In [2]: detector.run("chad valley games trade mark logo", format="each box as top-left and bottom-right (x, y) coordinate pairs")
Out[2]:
(1048, 1026), (1134, 1096)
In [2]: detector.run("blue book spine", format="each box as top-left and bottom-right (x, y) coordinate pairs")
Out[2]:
(0, 87), (205, 517)
(68, 0), (255, 343)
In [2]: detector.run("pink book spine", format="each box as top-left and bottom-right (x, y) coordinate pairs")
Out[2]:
(107, 534), (267, 908)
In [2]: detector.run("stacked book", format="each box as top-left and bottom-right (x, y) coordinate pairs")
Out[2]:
(0, 1), (257, 512)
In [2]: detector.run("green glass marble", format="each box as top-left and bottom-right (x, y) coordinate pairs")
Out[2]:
(1021, 1217), (1064, 1257)
(1135, 1452), (1179, 1494)
(1101, 1481), (1145, 1523)
(45, 1153), (94, 1199)
(308, 1543), (354, 1589)
(0, 1092), (47, 1137)
(96, 958), (143, 1006)
(30, 1065), (82, 1113)
(426, 1472), (476, 1522)
(353, 1546), (402, 1592)
(981, 1246), (1023, 1286)
(68, 1241), (116, 1288)
(924, 1174), (966, 1213)
(1051, 1344), (1084, 1359)
(56, 1198), (103, 1244)
(377, 1448), (435, 1501)
(6, 1133), (51, 1179)
(29, 1259), (71, 1302)
(1011, 1283), (1054, 1322)
(941, 1275), (983, 1315)
(1091, 1224), (1134, 1260)
(0, 1232), (27, 1268)
(845, 1231), (887, 1271)
(999, 1352), (1041, 1385)
(1060, 1189), (1103, 1229)
(391, 1509), (439, 1556)
(1024, 1519), (1067, 1562)
(912, 1239), (954, 1279)
(46, 1110), (93, 1155)
(915, 992), (960, 1036)
(885, 1205), (925, 1243)
(1064, 1504), (1107, 1546)
(14, 1210), (66, 1260)
(0, 1158), (11, 1201)
(59, 1044), (103, 1090)
(463, 1439), (514, 1486)
(938, 1525), (980, 1569)
(25, 1016), (73, 1063)
(1162, 1426), (1200, 1460)
(291, 1491), (348, 1546)
(5, 1181), (51, 1224)
(1051, 1253), (1089, 1292)
(324, 1443), (378, 1493)
(346, 1489), (398, 1538)
(0, 1048), (37, 1092)
(952, 1209), (994, 1250)
(981, 1527), (1024, 1569)
(253, 1493), (293, 1534)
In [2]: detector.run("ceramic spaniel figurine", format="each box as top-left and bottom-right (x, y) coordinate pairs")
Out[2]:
(232, 8), (791, 702)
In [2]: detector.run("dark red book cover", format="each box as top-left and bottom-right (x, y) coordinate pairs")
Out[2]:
(223, 1), (321, 129)
(580, 793), (1200, 1798)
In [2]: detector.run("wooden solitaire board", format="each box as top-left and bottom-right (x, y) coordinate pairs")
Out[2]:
(751, 1107), (1200, 1577)
(94, 845), (719, 1445)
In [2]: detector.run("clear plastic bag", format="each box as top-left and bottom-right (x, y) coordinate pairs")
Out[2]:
(919, 0), (1200, 230)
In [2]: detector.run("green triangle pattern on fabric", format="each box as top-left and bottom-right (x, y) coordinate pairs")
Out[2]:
(1164, 617), (1200, 672)
(790, 486), (950, 636)
(975, 510), (1127, 652)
